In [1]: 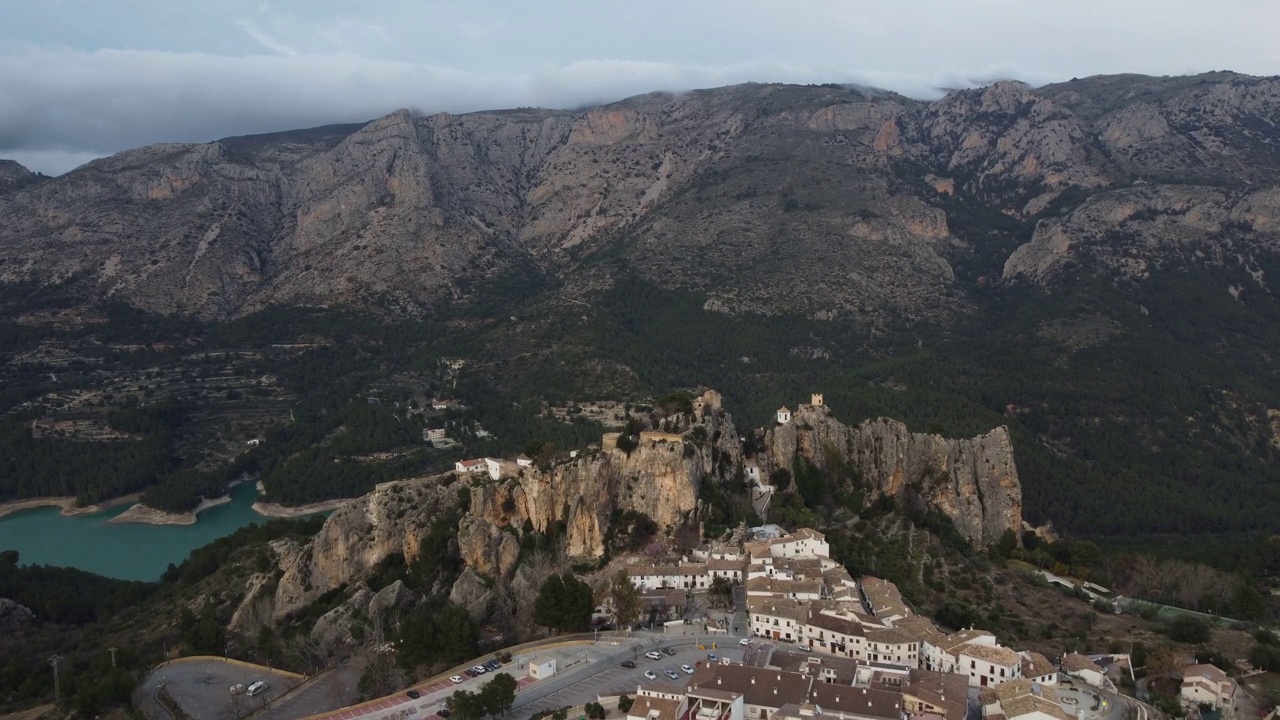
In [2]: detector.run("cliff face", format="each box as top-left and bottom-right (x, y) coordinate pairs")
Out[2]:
(459, 405), (743, 575)
(271, 477), (458, 622)
(1004, 184), (1280, 285)
(4, 73), (1279, 327)
(762, 405), (1021, 547)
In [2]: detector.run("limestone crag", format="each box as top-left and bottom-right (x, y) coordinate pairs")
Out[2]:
(0, 598), (34, 630)
(763, 405), (1021, 547)
(459, 406), (742, 570)
(1004, 185), (1280, 285)
(271, 478), (457, 622)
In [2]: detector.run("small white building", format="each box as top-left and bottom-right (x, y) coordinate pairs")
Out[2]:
(516, 454), (534, 467)
(529, 657), (557, 679)
(745, 459), (762, 486)
(777, 406), (792, 424)
(455, 458), (486, 474)
(1061, 653), (1107, 689)
(425, 428), (446, 440)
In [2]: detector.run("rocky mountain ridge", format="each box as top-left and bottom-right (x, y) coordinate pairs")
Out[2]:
(762, 404), (1021, 547)
(260, 392), (1022, 632)
(2, 72), (1278, 326)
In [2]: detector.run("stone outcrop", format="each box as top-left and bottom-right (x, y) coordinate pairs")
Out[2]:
(762, 404), (1021, 547)
(0, 598), (34, 630)
(459, 404), (743, 569)
(310, 586), (373, 649)
(272, 477), (458, 622)
(449, 567), (495, 622)
(1004, 185), (1280, 285)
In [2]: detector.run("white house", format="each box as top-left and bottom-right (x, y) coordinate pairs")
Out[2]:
(957, 643), (1022, 688)
(628, 564), (709, 590)
(485, 457), (519, 481)
(777, 406), (792, 424)
(1060, 653), (1107, 689)
(771, 529), (829, 559)
(1180, 664), (1238, 717)
(749, 597), (805, 642)
(425, 428), (446, 440)
(455, 458), (486, 474)
(1020, 651), (1059, 686)
(982, 678), (1071, 720)
(745, 459), (762, 486)
(516, 454), (534, 467)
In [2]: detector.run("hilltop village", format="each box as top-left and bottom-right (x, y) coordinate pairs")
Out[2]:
(606, 524), (1128, 720)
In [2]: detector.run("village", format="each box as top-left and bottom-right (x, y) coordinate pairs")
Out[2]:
(434, 392), (1243, 720)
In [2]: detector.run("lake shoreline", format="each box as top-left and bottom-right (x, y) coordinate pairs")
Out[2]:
(109, 495), (233, 526)
(252, 498), (352, 518)
(0, 493), (141, 520)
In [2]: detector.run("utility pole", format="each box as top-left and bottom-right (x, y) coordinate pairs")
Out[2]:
(108, 647), (118, 668)
(49, 655), (63, 705)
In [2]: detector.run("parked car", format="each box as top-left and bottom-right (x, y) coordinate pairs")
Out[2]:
(645, 651), (662, 660)
(739, 638), (749, 646)
(644, 670), (658, 680)
(664, 669), (680, 680)
(439, 709), (452, 718)
(662, 647), (677, 656)
(681, 664), (695, 674)
(464, 669), (477, 678)
(471, 665), (488, 674)
(229, 684), (245, 695)
(484, 660), (501, 671)
(708, 653), (717, 661)
(407, 690), (421, 699)
(450, 675), (464, 684)
(621, 660), (636, 669)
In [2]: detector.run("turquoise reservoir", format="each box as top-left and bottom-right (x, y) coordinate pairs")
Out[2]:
(0, 482), (298, 581)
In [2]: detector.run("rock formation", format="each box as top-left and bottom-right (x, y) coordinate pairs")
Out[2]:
(271, 477), (458, 621)
(7, 73), (1276, 327)
(762, 404), (1022, 547)
(0, 598), (35, 630)
(458, 403), (743, 574)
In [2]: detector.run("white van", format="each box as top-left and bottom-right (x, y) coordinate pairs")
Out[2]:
(246, 680), (269, 697)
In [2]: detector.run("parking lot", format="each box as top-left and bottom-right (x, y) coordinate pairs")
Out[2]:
(138, 659), (303, 720)
(515, 638), (749, 718)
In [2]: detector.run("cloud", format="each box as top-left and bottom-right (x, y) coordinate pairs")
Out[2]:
(235, 18), (299, 57)
(0, 46), (1064, 175)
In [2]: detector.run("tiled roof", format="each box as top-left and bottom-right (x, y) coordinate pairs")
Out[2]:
(628, 695), (682, 720)
(867, 627), (916, 646)
(806, 610), (865, 637)
(689, 664), (814, 708)
(1020, 651), (1056, 679)
(1061, 653), (1102, 673)
(807, 683), (901, 720)
(957, 643), (1021, 667)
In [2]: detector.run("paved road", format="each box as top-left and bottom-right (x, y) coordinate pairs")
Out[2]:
(138, 660), (303, 720)
(257, 664), (361, 720)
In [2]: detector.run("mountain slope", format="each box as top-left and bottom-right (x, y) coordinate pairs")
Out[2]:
(3, 72), (1280, 539)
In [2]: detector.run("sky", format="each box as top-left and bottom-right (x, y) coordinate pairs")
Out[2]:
(2, 0), (1278, 176)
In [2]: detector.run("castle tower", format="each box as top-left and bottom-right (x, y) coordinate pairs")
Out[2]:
(811, 393), (824, 407)
(777, 406), (792, 424)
